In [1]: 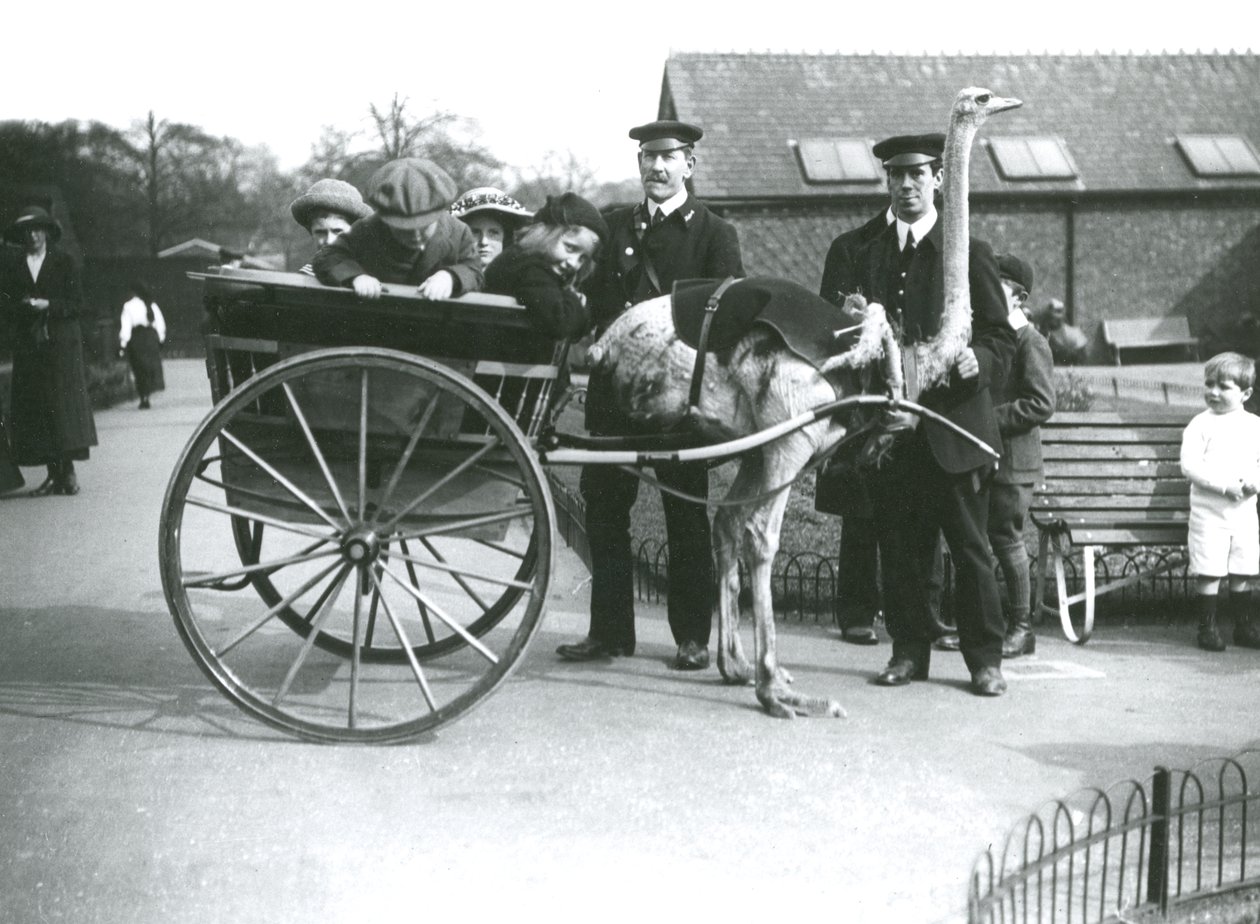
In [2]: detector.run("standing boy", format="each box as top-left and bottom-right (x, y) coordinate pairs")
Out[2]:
(1180, 352), (1260, 651)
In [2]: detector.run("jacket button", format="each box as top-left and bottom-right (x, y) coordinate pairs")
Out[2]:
(625, 247), (634, 255)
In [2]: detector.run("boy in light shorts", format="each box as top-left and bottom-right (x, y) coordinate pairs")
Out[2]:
(1180, 352), (1260, 651)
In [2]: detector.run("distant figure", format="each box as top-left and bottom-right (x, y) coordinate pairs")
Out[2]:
(451, 187), (533, 270)
(0, 206), (97, 496)
(1180, 351), (1260, 652)
(119, 281), (166, 409)
(218, 248), (245, 269)
(314, 158), (483, 300)
(1036, 298), (1088, 365)
(288, 178), (372, 275)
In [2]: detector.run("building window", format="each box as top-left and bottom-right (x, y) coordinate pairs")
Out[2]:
(988, 137), (1078, 180)
(793, 139), (881, 183)
(1176, 135), (1260, 177)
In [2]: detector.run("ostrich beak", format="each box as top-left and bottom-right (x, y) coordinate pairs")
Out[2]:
(990, 95), (1023, 114)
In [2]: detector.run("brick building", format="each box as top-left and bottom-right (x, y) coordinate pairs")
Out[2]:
(658, 52), (1260, 360)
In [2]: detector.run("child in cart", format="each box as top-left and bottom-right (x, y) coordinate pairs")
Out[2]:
(313, 158), (482, 300)
(1180, 351), (1260, 651)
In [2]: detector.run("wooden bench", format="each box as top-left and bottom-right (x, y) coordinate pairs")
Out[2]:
(1031, 409), (1192, 643)
(1102, 317), (1199, 366)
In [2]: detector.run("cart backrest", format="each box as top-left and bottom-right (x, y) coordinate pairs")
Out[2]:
(196, 268), (568, 439)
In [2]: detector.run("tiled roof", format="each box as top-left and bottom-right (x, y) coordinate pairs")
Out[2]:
(664, 52), (1260, 200)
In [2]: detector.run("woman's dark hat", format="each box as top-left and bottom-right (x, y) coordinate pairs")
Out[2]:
(872, 133), (946, 167)
(366, 158), (458, 230)
(533, 193), (609, 243)
(450, 187), (533, 227)
(4, 205), (62, 245)
(996, 253), (1035, 294)
(290, 178), (372, 229)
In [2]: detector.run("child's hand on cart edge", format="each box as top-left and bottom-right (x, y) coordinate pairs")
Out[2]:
(416, 271), (455, 301)
(352, 274), (383, 299)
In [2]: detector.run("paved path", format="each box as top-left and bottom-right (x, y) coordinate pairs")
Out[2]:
(2, 360), (1257, 924)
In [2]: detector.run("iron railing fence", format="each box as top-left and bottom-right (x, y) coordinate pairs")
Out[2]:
(968, 750), (1260, 923)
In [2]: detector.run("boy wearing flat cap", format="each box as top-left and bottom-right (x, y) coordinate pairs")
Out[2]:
(848, 132), (1017, 697)
(314, 158), (483, 300)
(559, 119), (744, 671)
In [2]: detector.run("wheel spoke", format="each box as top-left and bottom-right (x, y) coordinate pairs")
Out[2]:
(379, 564), (501, 664)
(472, 463), (527, 492)
(396, 539), (439, 643)
(390, 505), (534, 542)
(379, 437), (502, 532)
(282, 381), (352, 523)
(215, 559), (343, 657)
(371, 391), (442, 528)
(368, 570), (437, 711)
(383, 541), (532, 593)
(272, 565), (352, 707)
(349, 570), (364, 729)
(220, 428), (345, 531)
(474, 537), (530, 561)
(182, 545), (339, 589)
(185, 496), (337, 542)
(358, 368), (368, 521)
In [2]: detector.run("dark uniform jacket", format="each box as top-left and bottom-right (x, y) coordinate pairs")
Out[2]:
(818, 210), (891, 306)
(313, 213), (483, 296)
(855, 216), (1015, 474)
(992, 321), (1055, 485)
(0, 247), (98, 464)
(587, 194), (744, 334)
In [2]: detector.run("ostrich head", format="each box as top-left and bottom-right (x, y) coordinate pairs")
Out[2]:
(953, 86), (1023, 127)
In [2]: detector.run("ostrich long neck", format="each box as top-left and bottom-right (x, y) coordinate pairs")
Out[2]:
(912, 109), (976, 391)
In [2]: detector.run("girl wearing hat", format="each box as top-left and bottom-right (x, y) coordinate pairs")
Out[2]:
(289, 178), (373, 275)
(0, 206), (98, 495)
(483, 192), (607, 340)
(450, 187), (533, 269)
(119, 280), (166, 409)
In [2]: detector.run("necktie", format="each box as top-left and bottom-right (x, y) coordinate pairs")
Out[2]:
(903, 230), (916, 254)
(650, 209), (665, 227)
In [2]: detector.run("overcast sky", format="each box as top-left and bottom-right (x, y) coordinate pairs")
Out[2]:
(10, 0), (1256, 183)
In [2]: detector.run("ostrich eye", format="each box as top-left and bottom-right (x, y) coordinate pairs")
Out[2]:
(976, 93), (992, 104)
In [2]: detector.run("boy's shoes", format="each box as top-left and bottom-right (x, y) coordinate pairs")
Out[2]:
(1198, 625), (1226, 652)
(671, 640), (710, 670)
(556, 636), (633, 661)
(841, 625), (879, 646)
(970, 666), (1008, 696)
(1235, 621), (1260, 649)
(932, 633), (961, 651)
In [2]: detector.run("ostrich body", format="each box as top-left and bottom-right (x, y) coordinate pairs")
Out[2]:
(584, 88), (1019, 718)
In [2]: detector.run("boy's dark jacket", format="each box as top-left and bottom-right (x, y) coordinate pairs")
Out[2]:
(313, 213), (483, 295)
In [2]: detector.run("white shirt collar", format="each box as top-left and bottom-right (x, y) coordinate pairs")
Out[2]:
(896, 206), (937, 250)
(647, 187), (689, 219)
(1008, 307), (1029, 330)
(26, 250), (46, 280)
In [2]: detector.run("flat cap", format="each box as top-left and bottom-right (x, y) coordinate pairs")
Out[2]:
(290, 178), (372, 229)
(872, 133), (945, 167)
(629, 120), (703, 153)
(366, 158), (458, 229)
(996, 253), (1035, 293)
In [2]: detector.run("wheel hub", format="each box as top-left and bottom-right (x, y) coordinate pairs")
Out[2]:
(341, 527), (381, 564)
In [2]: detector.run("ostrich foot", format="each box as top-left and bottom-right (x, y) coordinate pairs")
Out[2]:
(756, 683), (847, 719)
(718, 651), (755, 685)
(775, 666), (794, 685)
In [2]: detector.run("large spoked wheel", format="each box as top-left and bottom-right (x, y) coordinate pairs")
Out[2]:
(160, 348), (555, 743)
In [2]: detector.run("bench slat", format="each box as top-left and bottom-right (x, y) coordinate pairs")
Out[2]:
(1042, 426), (1185, 443)
(1061, 527), (1189, 546)
(1039, 460), (1183, 478)
(1042, 444), (1181, 461)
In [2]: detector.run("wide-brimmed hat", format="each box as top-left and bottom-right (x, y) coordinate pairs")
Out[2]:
(366, 158), (458, 230)
(450, 187), (533, 228)
(4, 205), (62, 245)
(289, 178), (372, 229)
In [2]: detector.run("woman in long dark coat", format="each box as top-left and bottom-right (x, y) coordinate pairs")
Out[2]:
(0, 206), (97, 495)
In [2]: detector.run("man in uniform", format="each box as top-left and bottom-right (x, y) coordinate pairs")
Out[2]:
(852, 132), (1016, 696)
(556, 119), (744, 670)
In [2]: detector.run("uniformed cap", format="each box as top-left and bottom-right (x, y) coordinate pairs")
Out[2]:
(366, 158), (458, 229)
(629, 120), (703, 153)
(996, 253), (1035, 294)
(872, 133), (945, 167)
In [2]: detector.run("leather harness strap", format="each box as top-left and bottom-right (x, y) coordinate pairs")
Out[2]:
(686, 275), (739, 414)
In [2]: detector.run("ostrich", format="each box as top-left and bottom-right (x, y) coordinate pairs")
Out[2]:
(584, 87), (1022, 718)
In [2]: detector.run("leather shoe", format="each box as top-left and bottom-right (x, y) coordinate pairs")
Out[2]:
(556, 636), (632, 661)
(875, 655), (928, 686)
(933, 633), (961, 651)
(841, 625), (879, 646)
(970, 666), (1008, 696)
(671, 640), (710, 670)
(29, 476), (58, 497)
(56, 472), (80, 496)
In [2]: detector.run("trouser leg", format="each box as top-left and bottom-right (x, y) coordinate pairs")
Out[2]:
(656, 460), (714, 647)
(580, 464), (639, 649)
(837, 516), (880, 629)
(939, 467), (1005, 673)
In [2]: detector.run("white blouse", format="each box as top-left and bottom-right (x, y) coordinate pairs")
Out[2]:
(119, 296), (167, 348)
